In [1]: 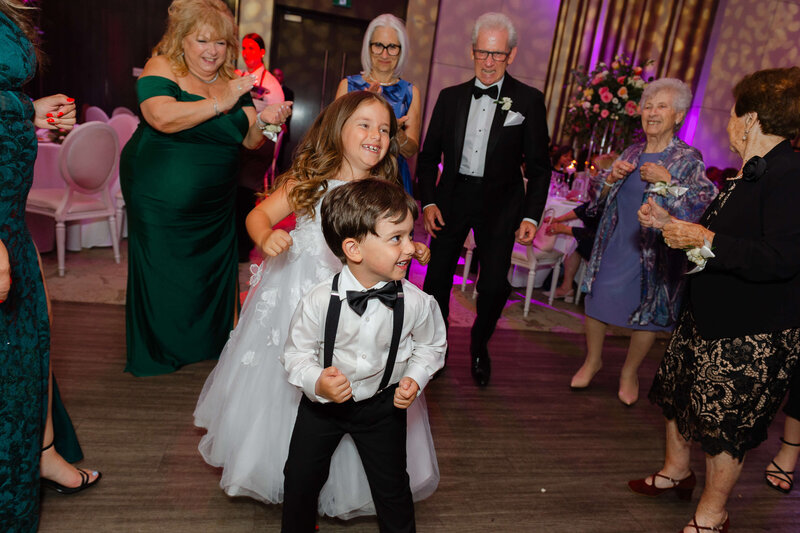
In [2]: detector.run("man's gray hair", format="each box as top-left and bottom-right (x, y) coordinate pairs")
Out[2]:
(641, 78), (693, 114)
(472, 12), (518, 49)
(360, 14), (409, 78)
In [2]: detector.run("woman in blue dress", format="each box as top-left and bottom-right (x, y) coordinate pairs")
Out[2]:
(572, 79), (716, 405)
(335, 13), (421, 195)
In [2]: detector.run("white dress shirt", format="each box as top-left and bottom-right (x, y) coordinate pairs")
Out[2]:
(459, 76), (505, 177)
(281, 266), (447, 404)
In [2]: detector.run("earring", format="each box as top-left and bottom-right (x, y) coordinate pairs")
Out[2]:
(742, 129), (748, 141)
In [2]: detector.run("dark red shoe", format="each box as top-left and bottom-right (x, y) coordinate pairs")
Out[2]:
(628, 470), (695, 501)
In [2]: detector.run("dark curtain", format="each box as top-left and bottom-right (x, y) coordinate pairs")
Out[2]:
(544, 0), (720, 145)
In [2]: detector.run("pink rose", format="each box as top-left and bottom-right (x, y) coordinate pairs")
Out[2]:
(633, 66), (643, 75)
(600, 91), (613, 103)
(593, 104), (600, 113)
(600, 109), (610, 118)
(617, 76), (626, 84)
(625, 101), (638, 116)
(611, 61), (620, 69)
(598, 86), (609, 95)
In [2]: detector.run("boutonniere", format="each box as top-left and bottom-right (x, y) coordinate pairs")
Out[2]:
(650, 181), (688, 197)
(494, 96), (512, 111)
(685, 239), (715, 274)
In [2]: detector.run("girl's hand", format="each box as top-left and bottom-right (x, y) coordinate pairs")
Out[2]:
(548, 222), (572, 236)
(259, 101), (293, 126)
(638, 197), (672, 229)
(33, 94), (77, 130)
(413, 241), (430, 265)
(260, 229), (293, 257)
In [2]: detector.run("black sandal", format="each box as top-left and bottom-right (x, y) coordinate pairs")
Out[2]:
(764, 437), (800, 494)
(40, 442), (102, 495)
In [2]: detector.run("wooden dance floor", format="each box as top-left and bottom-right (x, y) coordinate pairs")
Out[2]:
(40, 301), (799, 532)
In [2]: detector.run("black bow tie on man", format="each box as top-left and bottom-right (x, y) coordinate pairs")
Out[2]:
(346, 282), (400, 316)
(472, 84), (499, 100)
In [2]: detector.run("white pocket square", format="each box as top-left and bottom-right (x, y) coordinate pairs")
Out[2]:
(503, 111), (525, 126)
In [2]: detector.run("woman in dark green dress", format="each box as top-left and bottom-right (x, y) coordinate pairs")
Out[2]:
(1, 1), (99, 530)
(120, 0), (291, 376)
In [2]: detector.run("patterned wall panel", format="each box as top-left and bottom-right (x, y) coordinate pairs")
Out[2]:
(692, 0), (800, 168)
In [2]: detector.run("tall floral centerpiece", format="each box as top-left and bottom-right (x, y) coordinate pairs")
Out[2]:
(564, 55), (653, 157)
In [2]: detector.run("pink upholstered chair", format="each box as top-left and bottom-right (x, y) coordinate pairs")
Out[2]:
(84, 105), (110, 123)
(26, 122), (121, 276)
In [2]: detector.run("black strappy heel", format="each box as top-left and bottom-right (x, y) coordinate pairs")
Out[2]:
(40, 442), (102, 494)
(765, 436), (800, 494)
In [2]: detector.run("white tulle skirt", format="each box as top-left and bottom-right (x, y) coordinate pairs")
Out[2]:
(194, 220), (439, 518)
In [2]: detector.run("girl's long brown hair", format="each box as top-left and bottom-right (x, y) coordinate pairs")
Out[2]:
(274, 91), (400, 218)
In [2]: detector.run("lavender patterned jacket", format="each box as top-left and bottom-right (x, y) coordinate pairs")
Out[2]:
(582, 137), (717, 327)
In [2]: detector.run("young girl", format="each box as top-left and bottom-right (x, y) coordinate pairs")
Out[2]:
(194, 91), (439, 519)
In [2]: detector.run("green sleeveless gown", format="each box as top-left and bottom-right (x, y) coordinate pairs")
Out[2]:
(120, 76), (252, 376)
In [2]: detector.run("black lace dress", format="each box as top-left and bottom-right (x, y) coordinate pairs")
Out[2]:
(649, 159), (800, 460)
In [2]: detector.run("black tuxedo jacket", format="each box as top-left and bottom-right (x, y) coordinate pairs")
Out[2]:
(417, 74), (551, 225)
(689, 140), (800, 339)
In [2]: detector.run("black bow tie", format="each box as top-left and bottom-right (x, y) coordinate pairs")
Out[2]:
(346, 283), (399, 316)
(472, 84), (499, 100)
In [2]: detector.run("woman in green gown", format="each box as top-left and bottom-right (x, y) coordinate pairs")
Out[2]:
(1, 1), (100, 530)
(120, 0), (291, 376)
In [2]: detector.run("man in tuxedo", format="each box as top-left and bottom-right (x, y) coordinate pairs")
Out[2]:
(418, 12), (551, 386)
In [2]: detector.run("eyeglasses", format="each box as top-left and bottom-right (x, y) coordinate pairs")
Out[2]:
(370, 42), (401, 56)
(472, 49), (510, 62)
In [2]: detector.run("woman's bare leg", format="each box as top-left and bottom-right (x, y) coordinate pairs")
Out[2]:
(618, 330), (657, 405)
(571, 316), (606, 388)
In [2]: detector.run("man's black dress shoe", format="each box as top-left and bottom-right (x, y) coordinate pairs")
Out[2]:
(470, 344), (491, 386)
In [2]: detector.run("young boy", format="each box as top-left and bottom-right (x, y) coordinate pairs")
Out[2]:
(280, 178), (447, 532)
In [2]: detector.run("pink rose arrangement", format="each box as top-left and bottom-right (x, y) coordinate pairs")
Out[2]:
(564, 54), (654, 153)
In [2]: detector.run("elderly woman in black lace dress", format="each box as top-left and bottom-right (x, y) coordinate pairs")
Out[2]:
(631, 67), (800, 533)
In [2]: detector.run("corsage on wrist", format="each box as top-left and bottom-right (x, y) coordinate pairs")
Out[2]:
(650, 181), (688, 197)
(686, 239), (715, 274)
(255, 114), (282, 142)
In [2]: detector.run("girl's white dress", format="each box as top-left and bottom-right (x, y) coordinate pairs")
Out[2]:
(193, 181), (439, 518)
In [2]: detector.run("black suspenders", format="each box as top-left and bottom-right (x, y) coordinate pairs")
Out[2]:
(323, 273), (405, 393)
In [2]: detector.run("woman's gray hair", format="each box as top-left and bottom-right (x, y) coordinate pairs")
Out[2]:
(641, 78), (693, 120)
(472, 12), (518, 49)
(360, 14), (409, 78)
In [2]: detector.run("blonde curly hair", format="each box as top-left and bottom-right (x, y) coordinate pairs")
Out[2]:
(152, 0), (238, 80)
(274, 91), (400, 219)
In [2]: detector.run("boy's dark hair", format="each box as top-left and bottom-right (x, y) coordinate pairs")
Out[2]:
(321, 178), (418, 262)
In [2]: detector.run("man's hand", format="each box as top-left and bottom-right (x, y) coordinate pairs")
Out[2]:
(516, 220), (537, 244)
(393, 377), (419, 409)
(423, 205), (445, 238)
(315, 366), (352, 403)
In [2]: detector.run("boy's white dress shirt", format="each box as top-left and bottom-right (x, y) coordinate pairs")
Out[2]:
(282, 265), (447, 404)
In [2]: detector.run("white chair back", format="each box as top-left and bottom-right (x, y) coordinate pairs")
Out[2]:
(111, 106), (136, 117)
(85, 105), (109, 123)
(59, 121), (119, 195)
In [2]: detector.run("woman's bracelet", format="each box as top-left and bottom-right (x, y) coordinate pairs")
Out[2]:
(603, 179), (614, 187)
(212, 96), (220, 116)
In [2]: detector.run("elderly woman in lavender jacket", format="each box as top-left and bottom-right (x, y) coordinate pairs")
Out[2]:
(570, 78), (717, 405)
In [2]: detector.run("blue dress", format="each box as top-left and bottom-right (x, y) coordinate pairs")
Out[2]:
(346, 74), (413, 194)
(585, 152), (670, 331)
